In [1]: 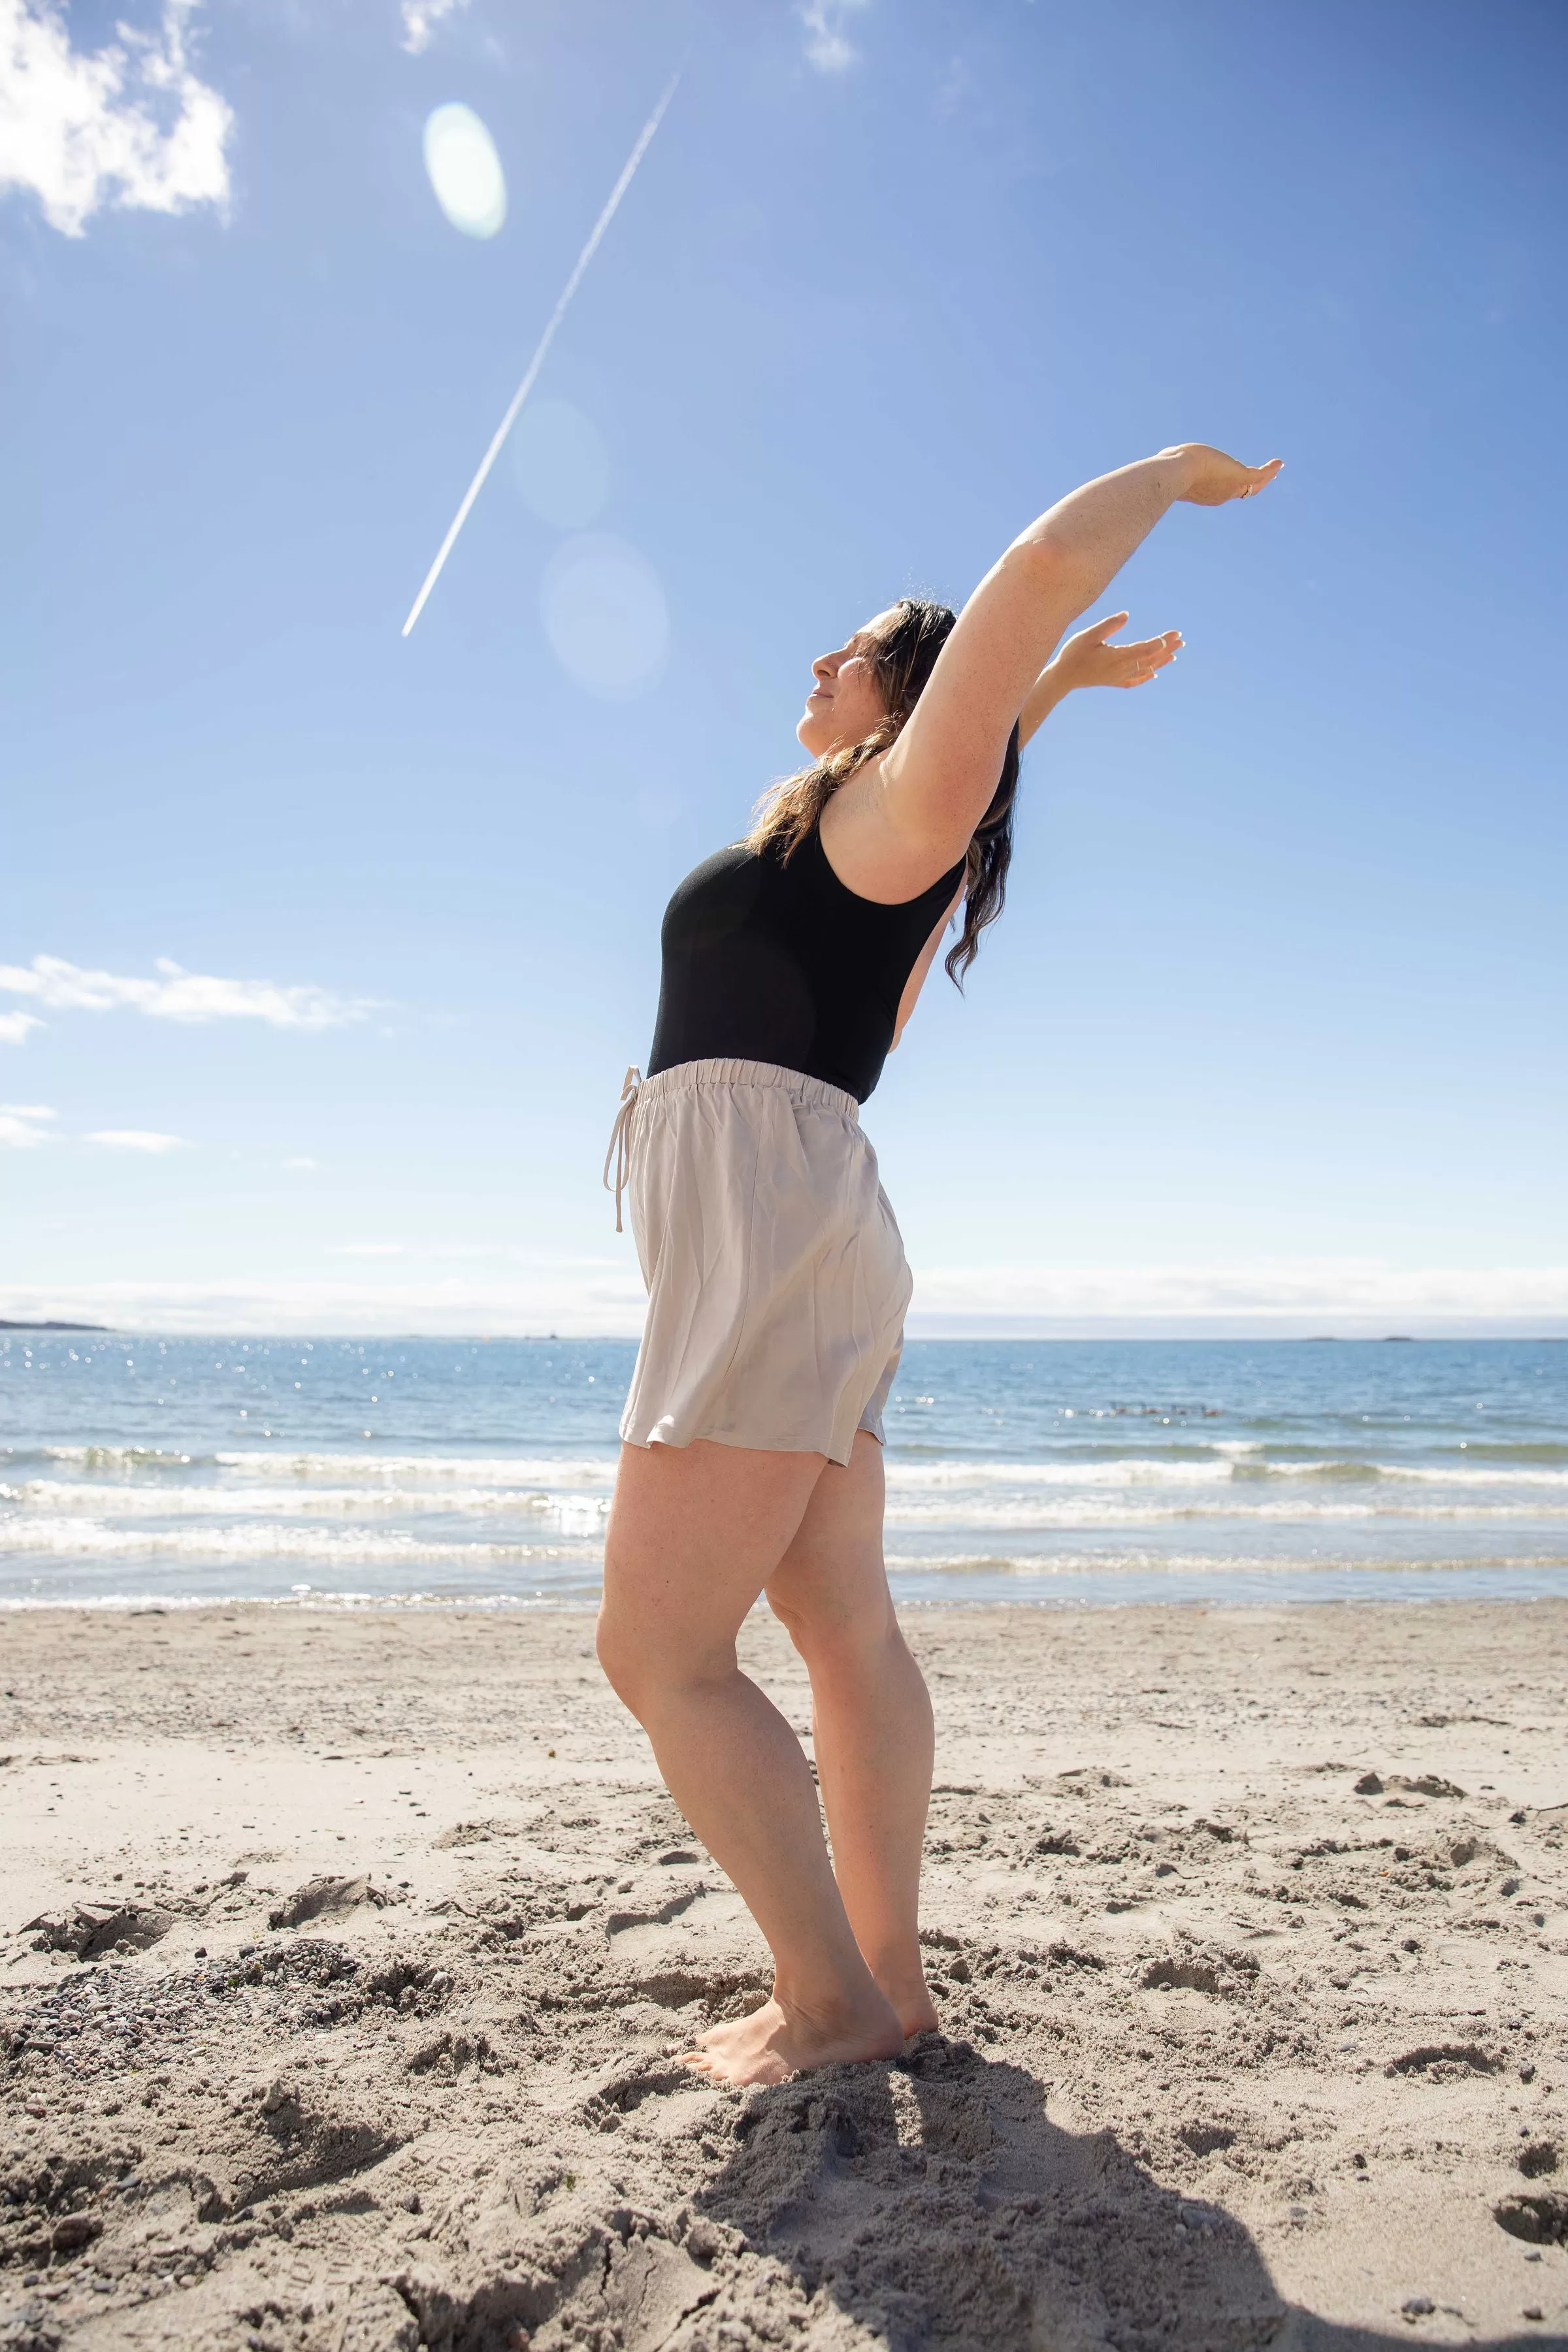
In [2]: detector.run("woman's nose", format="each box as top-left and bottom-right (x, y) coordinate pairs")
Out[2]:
(812, 651), (838, 682)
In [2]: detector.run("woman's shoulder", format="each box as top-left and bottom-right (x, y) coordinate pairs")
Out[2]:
(671, 839), (757, 890)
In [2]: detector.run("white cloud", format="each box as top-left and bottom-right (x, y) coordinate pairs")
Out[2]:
(0, 0), (233, 239)
(335, 1242), (501, 1261)
(399, 0), (468, 56)
(0, 1101), (56, 1147)
(284, 1156), (318, 1171)
(86, 1128), (186, 1152)
(907, 1260), (1568, 1336)
(0, 1268), (649, 1335)
(3, 1105), (187, 1151)
(0, 1010), (42, 1045)
(5, 1261), (1568, 1339)
(800, 0), (870, 73)
(0, 954), (378, 1030)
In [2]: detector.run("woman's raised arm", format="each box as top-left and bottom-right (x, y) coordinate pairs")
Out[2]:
(887, 613), (1182, 1048)
(823, 444), (1279, 900)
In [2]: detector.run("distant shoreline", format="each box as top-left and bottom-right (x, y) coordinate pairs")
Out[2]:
(0, 1318), (108, 1331)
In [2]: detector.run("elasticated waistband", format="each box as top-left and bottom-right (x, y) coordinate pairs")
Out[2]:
(638, 1058), (860, 1125)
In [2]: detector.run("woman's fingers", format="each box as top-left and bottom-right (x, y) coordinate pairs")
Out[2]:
(1114, 637), (1179, 670)
(1076, 622), (1184, 688)
(1113, 630), (1182, 687)
(1171, 445), (1284, 505)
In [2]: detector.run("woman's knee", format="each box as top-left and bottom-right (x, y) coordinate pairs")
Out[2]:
(595, 1597), (732, 1717)
(771, 1586), (898, 1674)
(595, 1601), (655, 1712)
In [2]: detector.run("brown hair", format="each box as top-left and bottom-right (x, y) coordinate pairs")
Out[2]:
(747, 596), (1020, 984)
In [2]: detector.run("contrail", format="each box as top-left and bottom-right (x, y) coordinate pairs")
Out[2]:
(401, 70), (681, 639)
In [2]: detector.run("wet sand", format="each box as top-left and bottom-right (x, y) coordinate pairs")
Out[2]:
(1, 1599), (1565, 2349)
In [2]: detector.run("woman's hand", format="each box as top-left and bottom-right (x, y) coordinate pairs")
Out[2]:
(1047, 613), (1182, 693)
(1015, 613), (1181, 747)
(1160, 444), (1283, 506)
(827, 439), (1282, 899)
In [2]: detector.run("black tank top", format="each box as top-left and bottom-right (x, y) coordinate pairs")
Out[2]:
(646, 826), (964, 1104)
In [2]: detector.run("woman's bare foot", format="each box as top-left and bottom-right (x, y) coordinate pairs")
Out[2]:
(864, 1955), (939, 2040)
(891, 1989), (940, 2040)
(682, 1987), (905, 2087)
(865, 1966), (940, 2041)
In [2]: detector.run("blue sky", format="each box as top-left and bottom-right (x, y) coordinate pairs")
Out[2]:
(4, 0), (1566, 1335)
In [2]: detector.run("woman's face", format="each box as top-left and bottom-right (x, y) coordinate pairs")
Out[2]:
(796, 609), (898, 758)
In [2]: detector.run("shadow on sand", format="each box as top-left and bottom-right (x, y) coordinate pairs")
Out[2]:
(690, 2036), (1554, 2351)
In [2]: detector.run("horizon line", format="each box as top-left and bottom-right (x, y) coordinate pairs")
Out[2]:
(6, 1323), (1567, 1343)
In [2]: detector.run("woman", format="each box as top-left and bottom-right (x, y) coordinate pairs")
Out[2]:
(597, 442), (1281, 2087)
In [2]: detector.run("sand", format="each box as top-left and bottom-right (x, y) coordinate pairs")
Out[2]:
(1, 1598), (1565, 2352)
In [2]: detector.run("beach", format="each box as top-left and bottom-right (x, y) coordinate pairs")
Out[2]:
(3, 1597), (1565, 2350)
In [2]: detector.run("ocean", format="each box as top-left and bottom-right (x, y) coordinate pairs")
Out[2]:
(3, 1333), (1566, 1610)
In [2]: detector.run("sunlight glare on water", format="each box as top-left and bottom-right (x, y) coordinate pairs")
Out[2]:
(510, 397), (610, 529)
(423, 103), (506, 240)
(7, 1337), (1568, 1609)
(541, 532), (669, 698)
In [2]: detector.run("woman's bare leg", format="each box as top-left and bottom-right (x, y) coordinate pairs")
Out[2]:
(596, 1436), (904, 2086)
(766, 1431), (938, 2037)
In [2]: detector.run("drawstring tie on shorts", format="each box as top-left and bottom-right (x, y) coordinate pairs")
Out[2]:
(602, 1065), (642, 1233)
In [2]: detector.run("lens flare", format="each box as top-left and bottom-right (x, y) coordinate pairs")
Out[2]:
(400, 70), (680, 637)
(541, 532), (669, 699)
(423, 103), (506, 239)
(636, 782), (685, 829)
(510, 397), (610, 529)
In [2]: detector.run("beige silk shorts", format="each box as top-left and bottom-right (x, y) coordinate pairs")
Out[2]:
(606, 1058), (911, 1465)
